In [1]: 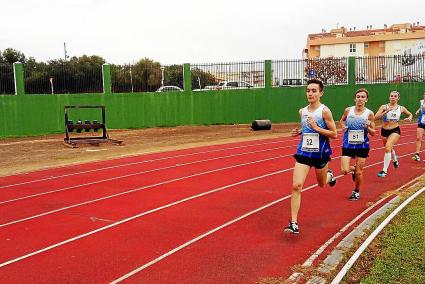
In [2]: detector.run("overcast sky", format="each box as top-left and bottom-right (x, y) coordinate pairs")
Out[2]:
(1, 0), (424, 64)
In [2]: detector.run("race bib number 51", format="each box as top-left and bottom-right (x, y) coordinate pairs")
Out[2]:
(301, 133), (319, 152)
(348, 129), (364, 144)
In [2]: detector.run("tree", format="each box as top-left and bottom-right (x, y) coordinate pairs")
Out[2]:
(2, 48), (27, 64)
(164, 64), (183, 88)
(191, 67), (217, 89)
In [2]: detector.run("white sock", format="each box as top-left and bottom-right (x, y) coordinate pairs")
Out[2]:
(392, 150), (397, 160)
(383, 152), (391, 172)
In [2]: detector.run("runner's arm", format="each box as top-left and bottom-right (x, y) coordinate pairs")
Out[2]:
(374, 105), (387, 120)
(308, 107), (337, 139)
(366, 112), (376, 136)
(401, 106), (413, 121)
(339, 107), (350, 132)
(291, 109), (303, 136)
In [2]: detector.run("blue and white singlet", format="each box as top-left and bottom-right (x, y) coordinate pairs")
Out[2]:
(343, 106), (371, 149)
(296, 104), (332, 159)
(417, 100), (425, 127)
(382, 104), (401, 123)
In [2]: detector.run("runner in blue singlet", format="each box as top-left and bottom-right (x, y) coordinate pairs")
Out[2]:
(412, 92), (425, 161)
(284, 79), (337, 234)
(340, 88), (376, 201)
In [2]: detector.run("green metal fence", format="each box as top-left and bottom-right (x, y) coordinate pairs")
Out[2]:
(0, 57), (424, 138)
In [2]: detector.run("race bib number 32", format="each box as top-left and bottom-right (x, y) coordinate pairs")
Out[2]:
(301, 133), (319, 152)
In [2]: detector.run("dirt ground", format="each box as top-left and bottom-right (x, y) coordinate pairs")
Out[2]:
(0, 123), (297, 177)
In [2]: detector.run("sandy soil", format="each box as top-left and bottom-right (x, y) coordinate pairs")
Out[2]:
(0, 123), (297, 177)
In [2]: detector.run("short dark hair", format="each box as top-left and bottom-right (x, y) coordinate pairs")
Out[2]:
(390, 90), (400, 97)
(355, 88), (369, 98)
(307, 79), (324, 91)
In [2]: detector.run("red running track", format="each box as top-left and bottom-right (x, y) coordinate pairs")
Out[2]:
(0, 125), (424, 283)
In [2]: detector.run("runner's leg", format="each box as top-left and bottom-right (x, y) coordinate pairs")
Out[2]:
(291, 162), (310, 222)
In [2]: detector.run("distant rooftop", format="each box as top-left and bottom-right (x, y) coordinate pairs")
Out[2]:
(308, 23), (425, 40)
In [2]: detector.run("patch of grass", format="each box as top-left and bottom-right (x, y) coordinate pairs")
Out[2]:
(343, 190), (425, 284)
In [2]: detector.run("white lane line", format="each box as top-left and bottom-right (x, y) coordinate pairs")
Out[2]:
(0, 147), (419, 273)
(331, 185), (425, 284)
(0, 154), (292, 228)
(0, 126), (416, 189)
(287, 175), (423, 282)
(1, 132), (414, 205)
(298, 173), (424, 268)
(0, 138), (294, 189)
(0, 168), (293, 269)
(0, 145), (293, 205)
(110, 150), (422, 283)
(0, 140), (415, 228)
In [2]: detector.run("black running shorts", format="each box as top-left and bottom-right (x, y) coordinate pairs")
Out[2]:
(293, 154), (330, 169)
(381, 126), (401, 138)
(342, 147), (370, 158)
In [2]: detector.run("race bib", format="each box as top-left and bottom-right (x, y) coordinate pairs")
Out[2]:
(421, 115), (425, 124)
(348, 129), (364, 144)
(301, 133), (319, 152)
(387, 111), (400, 122)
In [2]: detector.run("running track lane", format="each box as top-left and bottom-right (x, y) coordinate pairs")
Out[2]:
(0, 137), (295, 186)
(0, 132), (415, 218)
(0, 134), (401, 256)
(0, 126), (423, 283)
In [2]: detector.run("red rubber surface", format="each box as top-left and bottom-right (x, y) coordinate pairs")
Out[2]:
(0, 125), (423, 283)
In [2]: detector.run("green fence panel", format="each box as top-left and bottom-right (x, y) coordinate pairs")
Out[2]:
(0, 73), (424, 138)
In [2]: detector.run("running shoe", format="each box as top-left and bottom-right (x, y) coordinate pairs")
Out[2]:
(328, 169), (337, 187)
(348, 190), (360, 201)
(377, 170), (387, 178)
(393, 154), (399, 168)
(412, 153), (420, 162)
(284, 221), (299, 234)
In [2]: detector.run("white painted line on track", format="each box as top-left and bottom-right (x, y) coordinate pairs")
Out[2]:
(0, 140), (416, 228)
(0, 138), (415, 228)
(288, 173), (425, 282)
(0, 154), (292, 228)
(109, 150), (423, 283)
(0, 138), (296, 189)
(1, 132), (415, 205)
(0, 125), (417, 189)
(300, 173), (424, 268)
(0, 145), (294, 205)
(331, 185), (425, 284)
(0, 167), (293, 269)
(0, 147), (420, 274)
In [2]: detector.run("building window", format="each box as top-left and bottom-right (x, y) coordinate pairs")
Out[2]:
(364, 43), (369, 48)
(350, 43), (356, 53)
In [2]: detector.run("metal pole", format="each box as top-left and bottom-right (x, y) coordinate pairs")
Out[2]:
(64, 42), (68, 61)
(49, 77), (54, 94)
(160, 66), (165, 87)
(129, 64), (134, 93)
